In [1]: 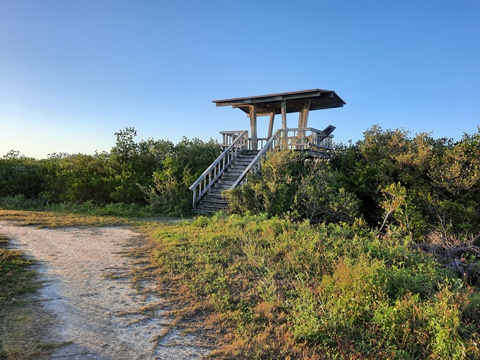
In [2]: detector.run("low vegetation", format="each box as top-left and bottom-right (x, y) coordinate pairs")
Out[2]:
(150, 214), (480, 359)
(1, 125), (479, 358)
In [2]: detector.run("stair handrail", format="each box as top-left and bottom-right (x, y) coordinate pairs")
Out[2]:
(230, 128), (283, 189)
(230, 127), (334, 188)
(189, 130), (248, 209)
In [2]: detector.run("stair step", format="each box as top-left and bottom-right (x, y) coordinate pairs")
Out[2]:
(208, 190), (230, 195)
(199, 197), (229, 205)
(197, 198), (228, 206)
(193, 208), (224, 214)
(212, 183), (233, 189)
(195, 205), (228, 213)
(225, 166), (245, 170)
(233, 159), (255, 163)
(217, 180), (236, 186)
(221, 171), (243, 177)
(222, 177), (241, 181)
(225, 169), (246, 174)
(207, 192), (229, 198)
(196, 201), (227, 207)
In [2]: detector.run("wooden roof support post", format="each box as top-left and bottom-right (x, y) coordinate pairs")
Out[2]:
(298, 111), (304, 128)
(249, 105), (258, 150)
(303, 100), (311, 127)
(298, 100), (311, 128)
(281, 101), (287, 129)
(268, 112), (275, 139)
(297, 100), (311, 146)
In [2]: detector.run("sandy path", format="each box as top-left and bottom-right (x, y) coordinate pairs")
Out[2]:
(0, 221), (214, 359)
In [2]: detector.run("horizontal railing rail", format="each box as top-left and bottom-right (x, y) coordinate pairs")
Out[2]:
(189, 130), (248, 209)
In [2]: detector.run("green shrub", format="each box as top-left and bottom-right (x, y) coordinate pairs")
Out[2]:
(151, 214), (480, 358)
(227, 150), (361, 224)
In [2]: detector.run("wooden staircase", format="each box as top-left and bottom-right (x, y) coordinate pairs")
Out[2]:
(194, 150), (259, 214)
(190, 127), (334, 214)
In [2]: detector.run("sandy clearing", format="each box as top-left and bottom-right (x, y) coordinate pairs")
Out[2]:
(0, 221), (214, 359)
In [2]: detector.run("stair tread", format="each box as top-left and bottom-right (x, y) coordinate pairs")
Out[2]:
(197, 198), (228, 204)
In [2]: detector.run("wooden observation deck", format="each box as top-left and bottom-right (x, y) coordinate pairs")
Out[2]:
(189, 89), (345, 213)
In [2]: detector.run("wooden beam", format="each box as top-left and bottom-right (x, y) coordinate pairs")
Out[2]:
(268, 112), (275, 139)
(303, 100), (311, 127)
(281, 101), (287, 129)
(249, 105), (258, 150)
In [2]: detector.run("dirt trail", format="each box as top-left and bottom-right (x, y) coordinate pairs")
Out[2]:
(0, 221), (214, 359)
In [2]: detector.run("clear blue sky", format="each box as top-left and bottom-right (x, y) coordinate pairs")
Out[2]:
(1, 0), (479, 158)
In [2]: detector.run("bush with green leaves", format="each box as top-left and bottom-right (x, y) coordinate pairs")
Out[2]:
(0, 128), (221, 216)
(331, 126), (480, 238)
(151, 214), (480, 358)
(226, 150), (361, 224)
(139, 136), (221, 215)
(0, 151), (48, 200)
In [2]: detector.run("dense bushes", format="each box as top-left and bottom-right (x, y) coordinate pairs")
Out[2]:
(224, 126), (480, 324)
(226, 151), (361, 224)
(227, 126), (480, 239)
(331, 126), (480, 237)
(0, 151), (49, 200)
(151, 214), (480, 358)
(0, 128), (220, 216)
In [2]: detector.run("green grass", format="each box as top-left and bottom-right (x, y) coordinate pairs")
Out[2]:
(0, 234), (37, 305)
(0, 195), (191, 218)
(0, 233), (58, 359)
(2, 209), (479, 358)
(0, 208), (155, 228)
(148, 213), (480, 359)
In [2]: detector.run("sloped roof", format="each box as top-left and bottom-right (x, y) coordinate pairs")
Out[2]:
(213, 88), (345, 116)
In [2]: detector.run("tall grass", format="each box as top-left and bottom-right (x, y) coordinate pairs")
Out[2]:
(150, 213), (480, 359)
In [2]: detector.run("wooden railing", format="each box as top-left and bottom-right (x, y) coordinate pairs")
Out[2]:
(231, 127), (333, 188)
(220, 131), (246, 150)
(248, 137), (268, 150)
(279, 127), (334, 153)
(221, 131), (267, 151)
(190, 130), (248, 209)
